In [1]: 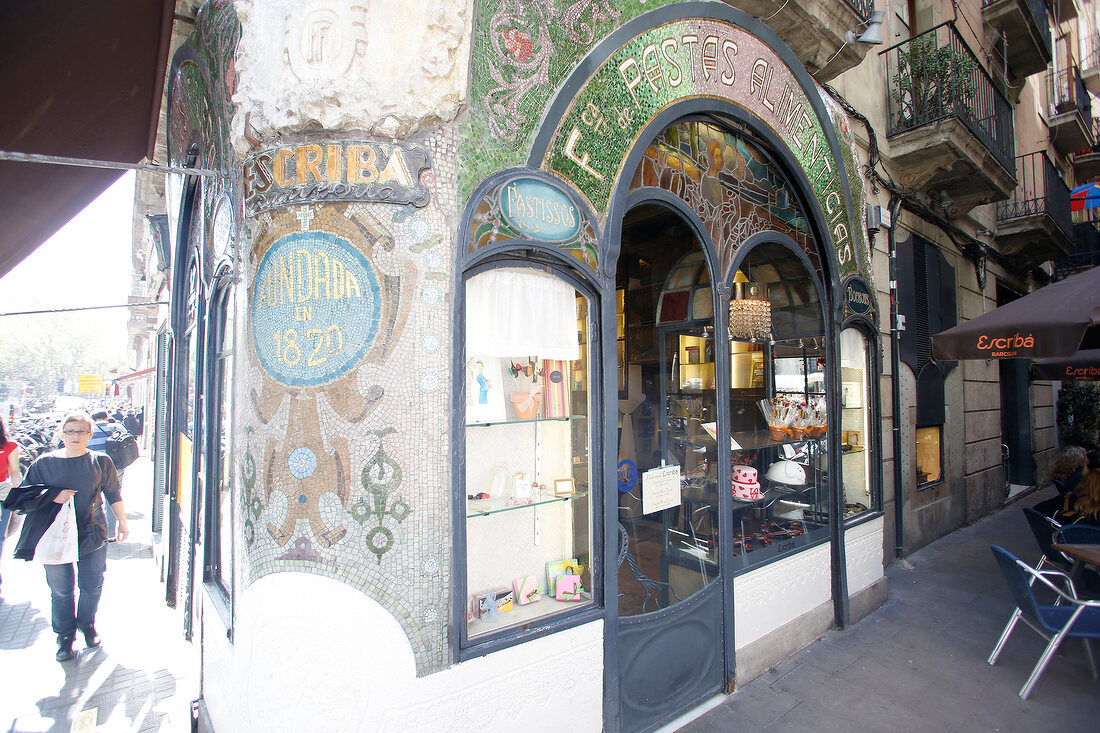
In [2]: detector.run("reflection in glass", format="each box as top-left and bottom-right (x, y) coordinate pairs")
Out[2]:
(212, 288), (236, 591)
(618, 204), (719, 617)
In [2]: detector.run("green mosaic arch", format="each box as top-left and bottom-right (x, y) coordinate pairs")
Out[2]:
(528, 4), (868, 284)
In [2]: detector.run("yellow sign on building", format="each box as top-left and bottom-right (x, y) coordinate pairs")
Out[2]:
(77, 374), (104, 394)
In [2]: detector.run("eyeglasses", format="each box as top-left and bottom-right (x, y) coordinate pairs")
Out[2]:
(63, 429), (91, 436)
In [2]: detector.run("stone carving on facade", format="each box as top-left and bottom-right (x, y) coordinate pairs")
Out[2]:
(232, 0), (474, 148)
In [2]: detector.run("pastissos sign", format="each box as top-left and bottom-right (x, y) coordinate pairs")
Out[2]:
(975, 332), (1035, 357)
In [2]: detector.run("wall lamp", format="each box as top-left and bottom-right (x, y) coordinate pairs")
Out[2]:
(845, 10), (886, 45)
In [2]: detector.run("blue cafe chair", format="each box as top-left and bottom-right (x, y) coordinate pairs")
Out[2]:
(988, 545), (1100, 699)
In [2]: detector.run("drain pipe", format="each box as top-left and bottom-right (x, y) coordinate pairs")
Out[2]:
(888, 194), (905, 560)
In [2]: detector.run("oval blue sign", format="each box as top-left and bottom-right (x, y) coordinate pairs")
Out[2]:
(251, 231), (380, 386)
(498, 177), (581, 242)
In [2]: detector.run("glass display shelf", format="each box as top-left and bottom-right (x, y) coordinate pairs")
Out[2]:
(468, 592), (593, 637)
(466, 415), (586, 429)
(467, 490), (589, 518)
(729, 430), (825, 451)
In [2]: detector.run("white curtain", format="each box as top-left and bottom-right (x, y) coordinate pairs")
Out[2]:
(466, 268), (580, 360)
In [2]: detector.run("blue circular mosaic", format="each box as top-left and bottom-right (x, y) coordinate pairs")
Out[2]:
(251, 231), (381, 386)
(424, 251), (443, 269)
(420, 373), (440, 392)
(288, 447), (317, 479)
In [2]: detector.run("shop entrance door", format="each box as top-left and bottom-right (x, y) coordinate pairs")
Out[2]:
(996, 284), (1034, 488)
(614, 204), (725, 732)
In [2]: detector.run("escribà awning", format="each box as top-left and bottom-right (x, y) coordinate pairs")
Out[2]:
(0, 1), (176, 278)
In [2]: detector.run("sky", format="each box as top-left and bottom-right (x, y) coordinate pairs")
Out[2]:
(0, 171), (136, 356)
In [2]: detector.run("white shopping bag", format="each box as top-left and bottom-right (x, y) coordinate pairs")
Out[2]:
(33, 497), (78, 565)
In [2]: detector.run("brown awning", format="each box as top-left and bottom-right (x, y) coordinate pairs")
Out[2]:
(931, 265), (1100, 360)
(1031, 349), (1100, 381)
(0, 0), (175, 278)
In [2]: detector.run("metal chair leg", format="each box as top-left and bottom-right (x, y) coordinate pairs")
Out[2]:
(1020, 627), (1070, 699)
(989, 608), (1022, 665)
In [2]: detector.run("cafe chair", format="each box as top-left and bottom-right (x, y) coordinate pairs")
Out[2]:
(1056, 524), (1100, 545)
(1023, 507), (1070, 574)
(988, 545), (1100, 699)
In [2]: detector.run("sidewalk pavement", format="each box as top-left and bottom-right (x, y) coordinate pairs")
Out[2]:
(4, 469), (1099, 733)
(678, 484), (1100, 733)
(0, 456), (198, 733)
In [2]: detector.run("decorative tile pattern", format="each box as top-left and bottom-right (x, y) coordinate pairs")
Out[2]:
(540, 17), (863, 278)
(235, 131), (459, 674)
(460, 0), (673, 204)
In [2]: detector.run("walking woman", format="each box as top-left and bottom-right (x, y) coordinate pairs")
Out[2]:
(19, 411), (129, 661)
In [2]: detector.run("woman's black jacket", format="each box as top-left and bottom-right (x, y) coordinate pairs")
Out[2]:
(1, 484), (64, 560)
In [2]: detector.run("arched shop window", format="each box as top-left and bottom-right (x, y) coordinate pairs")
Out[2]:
(620, 118), (833, 579)
(460, 262), (596, 649)
(203, 272), (236, 613)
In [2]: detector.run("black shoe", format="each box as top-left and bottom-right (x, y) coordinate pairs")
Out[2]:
(56, 635), (75, 662)
(80, 625), (100, 649)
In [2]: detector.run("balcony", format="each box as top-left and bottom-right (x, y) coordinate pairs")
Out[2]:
(1082, 34), (1100, 96)
(884, 23), (1016, 215)
(981, 0), (1052, 80)
(732, 0), (876, 81)
(1071, 118), (1100, 179)
(1047, 65), (1094, 155)
(994, 152), (1074, 270)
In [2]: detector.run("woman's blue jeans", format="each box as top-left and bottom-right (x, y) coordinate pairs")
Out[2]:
(44, 545), (108, 638)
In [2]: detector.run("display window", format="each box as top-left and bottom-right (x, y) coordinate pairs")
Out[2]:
(615, 116), (837, 595)
(462, 266), (594, 642)
(726, 241), (829, 571)
(840, 327), (876, 519)
(916, 426), (943, 487)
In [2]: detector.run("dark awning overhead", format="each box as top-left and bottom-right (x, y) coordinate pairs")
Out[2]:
(931, 265), (1100, 361)
(0, 0), (176, 278)
(1031, 349), (1100, 381)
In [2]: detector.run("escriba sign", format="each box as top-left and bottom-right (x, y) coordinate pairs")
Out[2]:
(243, 140), (432, 215)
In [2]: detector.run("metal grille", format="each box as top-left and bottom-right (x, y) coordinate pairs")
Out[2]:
(996, 151), (1071, 240)
(885, 23), (1016, 177)
(843, 0), (874, 23)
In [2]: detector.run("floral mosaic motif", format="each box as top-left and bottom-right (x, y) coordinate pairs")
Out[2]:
(629, 120), (820, 277)
(461, 0), (666, 203)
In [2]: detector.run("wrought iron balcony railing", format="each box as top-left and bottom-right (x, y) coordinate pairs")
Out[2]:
(843, 0), (875, 23)
(885, 23), (1015, 175)
(1049, 64), (1091, 119)
(996, 151), (1071, 238)
(1084, 33), (1100, 71)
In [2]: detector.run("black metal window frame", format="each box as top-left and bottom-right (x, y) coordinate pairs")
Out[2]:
(202, 268), (235, 631)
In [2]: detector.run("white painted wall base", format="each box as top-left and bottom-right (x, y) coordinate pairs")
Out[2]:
(201, 573), (603, 732)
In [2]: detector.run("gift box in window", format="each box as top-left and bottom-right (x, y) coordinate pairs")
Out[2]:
(472, 587), (514, 619)
(546, 559), (583, 599)
(555, 574), (585, 601)
(512, 575), (542, 605)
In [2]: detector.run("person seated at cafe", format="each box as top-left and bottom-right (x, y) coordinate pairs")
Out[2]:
(1055, 452), (1100, 527)
(1033, 445), (1087, 518)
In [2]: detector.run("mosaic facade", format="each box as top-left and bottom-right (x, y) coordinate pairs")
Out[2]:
(167, 0), (880, 685)
(237, 132), (458, 674)
(461, 0), (676, 203)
